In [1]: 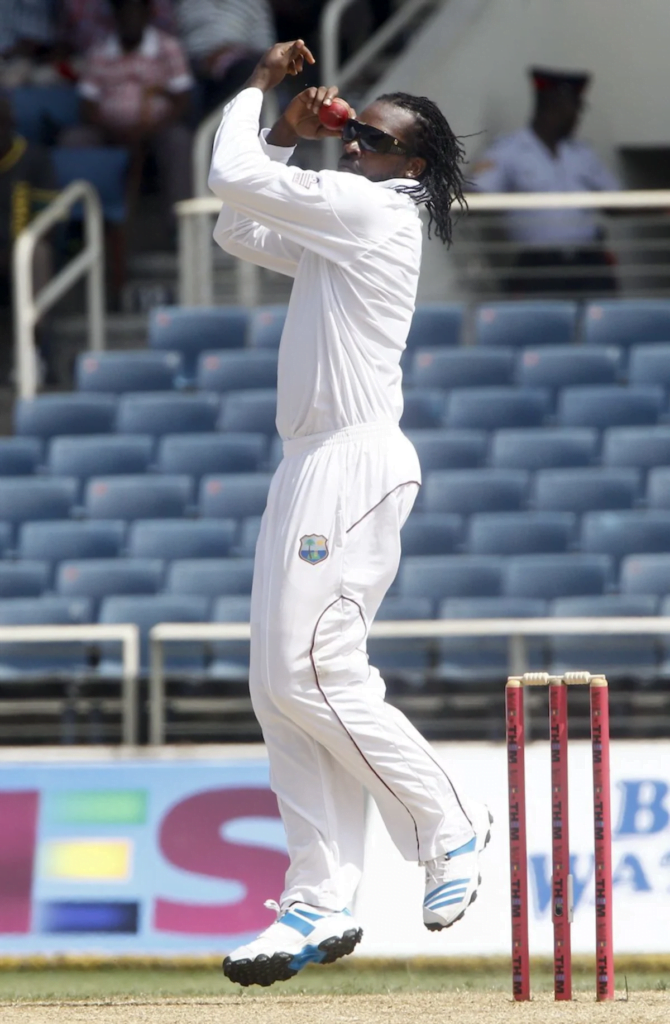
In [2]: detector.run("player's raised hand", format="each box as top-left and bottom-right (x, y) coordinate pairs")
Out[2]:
(282, 87), (355, 140)
(247, 40), (316, 93)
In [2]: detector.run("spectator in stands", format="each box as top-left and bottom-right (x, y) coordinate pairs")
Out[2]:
(472, 68), (621, 295)
(0, 90), (56, 381)
(0, 0), (60, 86)
(60, 0), (177, 59)
(175, 0), (276, 118)
(63, 0), (193, 228)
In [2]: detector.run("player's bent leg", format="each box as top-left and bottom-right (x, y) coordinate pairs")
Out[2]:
(422, 800), (494, 931)
(223, 902), (363, 987)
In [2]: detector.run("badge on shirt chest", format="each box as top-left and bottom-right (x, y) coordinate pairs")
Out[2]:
(299, 534), (329, 565)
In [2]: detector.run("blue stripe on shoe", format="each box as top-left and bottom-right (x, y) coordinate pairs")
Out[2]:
(447, 836), (476, 857)
(424, 878), (470, 903)
(281, 912), (317, 937)
(429, 894), (471, 910)
(290, 908), (324, 923)
(425, 887), (467, 908)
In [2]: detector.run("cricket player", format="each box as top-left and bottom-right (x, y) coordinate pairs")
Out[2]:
(208, 40), (492, 988)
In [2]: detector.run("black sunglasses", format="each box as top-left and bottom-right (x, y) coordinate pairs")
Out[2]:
(342, 118), (410, 156)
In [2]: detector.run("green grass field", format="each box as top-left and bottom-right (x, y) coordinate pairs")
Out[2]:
(0, 960), (668, 1002)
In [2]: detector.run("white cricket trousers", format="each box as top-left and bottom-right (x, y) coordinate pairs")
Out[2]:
(249, 422), (474, 912)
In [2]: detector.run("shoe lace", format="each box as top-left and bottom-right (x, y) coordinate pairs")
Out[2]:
(423, 855), (448, 888)
(264, 898), (281, 918)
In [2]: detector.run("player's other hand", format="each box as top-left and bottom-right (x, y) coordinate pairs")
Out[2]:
(247, 40), (316, 92)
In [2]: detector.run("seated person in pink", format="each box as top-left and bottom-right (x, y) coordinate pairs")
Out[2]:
(64, 0), (193, 226)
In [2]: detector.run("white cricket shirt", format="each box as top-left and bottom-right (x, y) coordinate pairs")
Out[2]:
(209, 88), (423, 440)
(472, 127), (620, 246)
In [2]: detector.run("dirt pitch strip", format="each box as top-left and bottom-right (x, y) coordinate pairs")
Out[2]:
(2, 991), (669, 1024)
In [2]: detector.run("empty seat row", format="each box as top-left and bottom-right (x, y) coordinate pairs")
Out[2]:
(144, 301), (670, 382)
(76, 349), (280, 395)
(14, 392), (279, 440)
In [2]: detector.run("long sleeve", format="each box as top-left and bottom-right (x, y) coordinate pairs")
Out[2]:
(208, 88), (397, 265)
(213, 128), (303, 277)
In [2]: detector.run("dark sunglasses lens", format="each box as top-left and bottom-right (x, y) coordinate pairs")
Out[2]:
(342, 120), (391, 153)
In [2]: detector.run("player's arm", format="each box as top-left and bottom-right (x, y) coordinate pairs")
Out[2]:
(208, 43), (392, 265)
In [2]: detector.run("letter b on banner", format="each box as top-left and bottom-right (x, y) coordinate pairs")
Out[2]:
(155, 788), (289, 934)
(616, 781), (669, 836)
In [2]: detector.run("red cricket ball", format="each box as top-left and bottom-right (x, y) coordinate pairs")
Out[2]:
(318, 99), (351, 131)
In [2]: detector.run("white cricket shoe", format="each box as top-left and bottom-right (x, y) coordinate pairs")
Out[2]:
(423, 802), (493, 931)
(223, 901), (363, 987)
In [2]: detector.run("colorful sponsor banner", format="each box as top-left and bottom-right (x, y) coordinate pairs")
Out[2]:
(0, 741), (669, 956)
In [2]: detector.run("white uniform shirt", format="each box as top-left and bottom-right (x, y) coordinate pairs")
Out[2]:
(472, 127), (620, 246)
(208, 88), (423, 441)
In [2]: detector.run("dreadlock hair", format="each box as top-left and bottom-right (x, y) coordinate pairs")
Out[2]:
(376, 92), (468, 246)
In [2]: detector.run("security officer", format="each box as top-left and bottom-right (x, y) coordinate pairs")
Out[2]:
(472, 68), (621, 295)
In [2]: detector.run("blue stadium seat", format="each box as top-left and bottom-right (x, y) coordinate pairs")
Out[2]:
(247, 305), (288, 348)
(503, 554), (611, 600)
(167, 558), (255, 598)
(0, 523), (12, 558)
(196, 350), (278, 393)
(0, 438), (42, 476)
(583, 300), (670, 347)
(0, 478), (77, 540)
(11, 85), (80, 143)
(533, 468), (639, 513)
(580, 511), (670, 560)
(399, 555), (503, 600)
(0, 562), (49, 598)
(52, 147), (129, 223)
(405, 303), (464, 350)
(148, 306), (248, 383)
(199, 473), (272, 519)
(467, 512), (575, 555)
(0, 596), (92, 680)
(550, 595), (660, 681)
(157, 433), (266, 481)
(602, 427), (670, 471)
(400, 390), (445, 430)
(517, 346), (621, 390)
(628, 344), (670, 388)
(405, 429), (487, 472)
(219, 390), (278, 435)
(18, 521), (125, 579)
(76, 351), (181, 393)
(368, 596), (434, 685)
(424, 469), (528, 515)
(98, 595), (209, 676)
(128, 519), (237, 560)
(490, 428), (597, 471)
(621, 555), (670, 596)
(647, 468), (670, 509)
(475, 301), (577, 348)
(56, 559), (163, 615)
(436, 597), (547, 684)
(48, 436), (153, 497)
(656, 597), (670, 680)
(85, 476), (191, 521)
(557, 386), (664, 428)
(401, 512), (462, 555)
(444, 387), (549, 430)
(411, 348), (514, 389)
(209, 596), (251, 682)
(14, 395), (117, 439)
(236, 516), (263, 557)
(117, 393), (219, 438)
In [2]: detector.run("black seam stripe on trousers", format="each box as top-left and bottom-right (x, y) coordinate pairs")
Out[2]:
(346, 480), (422, 534)
(309, 594), (422, 860)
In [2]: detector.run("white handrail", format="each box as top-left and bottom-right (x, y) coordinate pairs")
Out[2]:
(0, 624), (140, 745)
(148, 615), (670, 745)
(175, 189), (670, 307)
(13, 180), (105, 400)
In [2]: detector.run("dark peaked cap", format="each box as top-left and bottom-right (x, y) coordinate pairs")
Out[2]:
(530, 68), (591, 95)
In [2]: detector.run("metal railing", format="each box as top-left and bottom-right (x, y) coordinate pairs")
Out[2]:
(147, 616), (670, 745)
(13, 180), (105, 400)
(0, 624), (140, 744)
(175, 189), (670, 307)
(320, 0), (441, 168)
